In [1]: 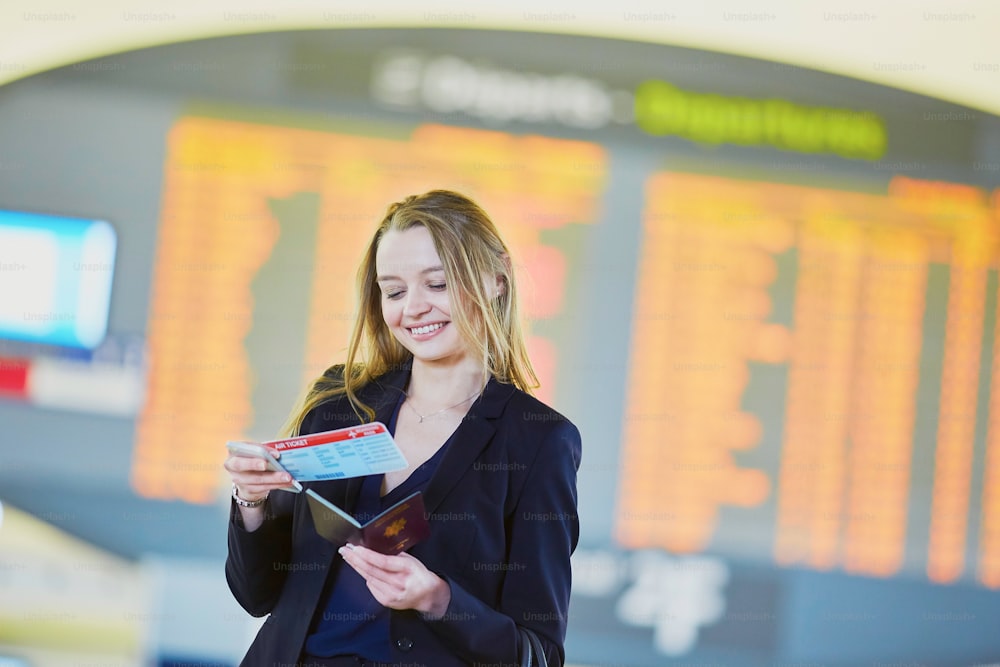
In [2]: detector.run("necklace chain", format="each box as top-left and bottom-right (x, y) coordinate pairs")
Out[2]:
(405, 388), (482, 423)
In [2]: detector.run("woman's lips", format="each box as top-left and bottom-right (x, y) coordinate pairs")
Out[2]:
(407, 322), (447, 339)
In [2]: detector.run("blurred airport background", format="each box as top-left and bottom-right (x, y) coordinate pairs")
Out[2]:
(1, 2), (1000, 666)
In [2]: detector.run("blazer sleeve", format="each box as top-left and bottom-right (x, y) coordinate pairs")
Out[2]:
(225, 487), (296, 616)
(423, 419), (582, 666)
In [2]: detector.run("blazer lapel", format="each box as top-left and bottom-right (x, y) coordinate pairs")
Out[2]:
(421, 378), (516, 516)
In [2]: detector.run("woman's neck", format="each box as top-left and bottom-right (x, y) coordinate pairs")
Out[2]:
(407, 357), (488, 406)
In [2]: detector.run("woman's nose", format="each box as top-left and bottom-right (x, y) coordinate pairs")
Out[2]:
(403, 289), (431, 317)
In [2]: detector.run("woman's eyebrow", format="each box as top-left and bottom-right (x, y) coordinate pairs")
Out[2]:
(376, 266), (445, 282)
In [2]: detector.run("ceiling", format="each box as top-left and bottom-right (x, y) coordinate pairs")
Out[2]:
(1, 0), (999, 114)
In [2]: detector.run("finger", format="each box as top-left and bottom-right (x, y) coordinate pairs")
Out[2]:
(225, 455), (278, 473)
(339, 561), (402, 604)
(230, 470), (293, 486)
(358, 562), (407, 590)
(339, 546), (389, 579)
(339, 547), (409, 590)
(346, 545), (411, 573)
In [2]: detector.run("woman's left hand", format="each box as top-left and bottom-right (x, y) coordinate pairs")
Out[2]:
(339, 544), (452, 618)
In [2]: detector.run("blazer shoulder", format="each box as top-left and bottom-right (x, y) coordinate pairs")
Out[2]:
(504, 388), (576, 426)
(502, 389), (581, 453)
(314, 363), (401, 401)
(313, 363), (347, 390)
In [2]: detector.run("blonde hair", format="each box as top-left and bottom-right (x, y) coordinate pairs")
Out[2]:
(281, 190), (538, 435)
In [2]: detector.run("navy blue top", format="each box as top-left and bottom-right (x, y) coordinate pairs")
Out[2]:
(303, 393), (452, 659)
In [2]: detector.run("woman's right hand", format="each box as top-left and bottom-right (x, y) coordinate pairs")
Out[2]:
(223, 448), (293, 503)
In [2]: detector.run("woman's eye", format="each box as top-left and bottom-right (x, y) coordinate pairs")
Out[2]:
(429, 283), (446, 291)
(385, 290), (404, 300)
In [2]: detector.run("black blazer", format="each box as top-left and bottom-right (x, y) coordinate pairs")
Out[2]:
(226, 364), (582, 666)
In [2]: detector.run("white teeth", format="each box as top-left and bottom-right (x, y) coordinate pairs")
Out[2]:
(411, 323), (445, 335)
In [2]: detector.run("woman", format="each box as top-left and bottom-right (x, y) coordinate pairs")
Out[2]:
(224, 190), (582, 667)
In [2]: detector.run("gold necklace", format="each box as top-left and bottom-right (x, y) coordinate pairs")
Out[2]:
(405, 389), (482, 423)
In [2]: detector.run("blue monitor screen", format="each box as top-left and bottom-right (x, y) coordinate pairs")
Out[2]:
(0, 210), (117, 349)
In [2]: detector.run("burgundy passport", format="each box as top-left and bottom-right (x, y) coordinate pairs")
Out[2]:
(305, 488), (431, 555)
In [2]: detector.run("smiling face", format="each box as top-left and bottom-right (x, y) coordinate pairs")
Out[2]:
(375, 225), (471, 367)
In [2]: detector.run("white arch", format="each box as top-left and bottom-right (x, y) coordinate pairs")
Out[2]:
(0, 0), (998, 114)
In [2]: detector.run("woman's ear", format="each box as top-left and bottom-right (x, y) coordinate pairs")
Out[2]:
(494, 253), (511, 298)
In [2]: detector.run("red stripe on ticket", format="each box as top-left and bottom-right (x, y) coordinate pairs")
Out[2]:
(268, 422), (389, 451)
